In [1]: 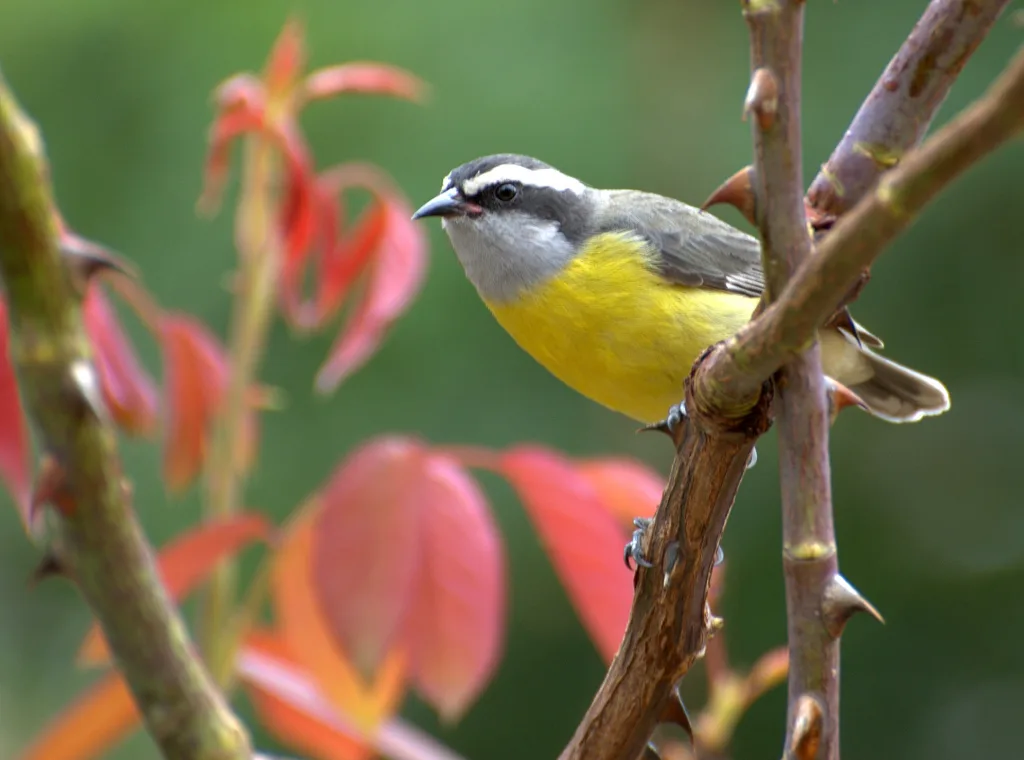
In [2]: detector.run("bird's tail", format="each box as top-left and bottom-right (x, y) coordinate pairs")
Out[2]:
(820, 329), (950, 423)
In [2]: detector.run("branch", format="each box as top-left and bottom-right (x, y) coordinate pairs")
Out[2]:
(558, 25), (1024, 760)
(806, 0), (1012, 219)
(0, 71), (251, 760)
(697, 41), (1024, 407)
(558, 380), (771, 760)
(741, 3), (844, 758)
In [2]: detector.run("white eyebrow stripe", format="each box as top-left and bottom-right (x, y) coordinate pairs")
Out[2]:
(461, 164), (586, 197)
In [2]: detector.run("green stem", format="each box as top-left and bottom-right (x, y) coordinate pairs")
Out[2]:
(200, 128), (282, 686)
(0, 71), (250, 760)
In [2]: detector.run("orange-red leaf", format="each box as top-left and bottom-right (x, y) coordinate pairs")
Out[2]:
(316, 199), (388, 325)
(272, 507), (408, 733)
(279, 169), (324, 327)
(304, 63), (427, 103)
(575, 458), (664, 530)
(83, 284), (159, 437)
(17, 672), (139, 760)
(242, 630), (372, 760)
(264, 18), (306, 101)
(197, 103), (266, 215)
(78, 512), (274, 666)
(198, 86), (312, 217)
(0, 299), (31, 522)
(406, 455), (505, 722)
(312, 437), (425, 676)
(159, 314), (230, 492)
(314, 177), (427, 393)
(500, 446), (634, 663)
(239, 631), (468, 760)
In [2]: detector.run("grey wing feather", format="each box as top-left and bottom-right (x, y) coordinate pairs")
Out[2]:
(603, 191), (766, 298)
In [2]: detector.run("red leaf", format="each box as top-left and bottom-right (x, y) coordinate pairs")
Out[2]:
(575, 457), (664, 530)
(316, 199), (388, 325)
(0, 299), (31, 522)
(83, 284), (159, 437)
(264, 18), (306, 100)
(499, 446), (634, 663)
(312, 437), (425, 676)
(304, 63), (427, 103)
(159, 314), (230, 492)
(406, 454), (505, 722)
(272, 508), (408, 733)
(197, 104), (266, 215)
(314, 169), (428, 392)
(242, 630), (372, 760)
(214, 73), (266, 113)
(77, 512), (274, 666)
(198, 88), (312, 217)
(239, 631), (469, 760)
(279, 170), (324, 327)
(16, 672), (139, 760)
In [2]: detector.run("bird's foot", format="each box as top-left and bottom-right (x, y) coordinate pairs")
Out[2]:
(624, 517), (654, 570)
(638, 401), (688, 440)
(624, 515), (726, 571)
(747, 445), (758, 470)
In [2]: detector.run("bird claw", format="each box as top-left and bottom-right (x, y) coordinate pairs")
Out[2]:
(746, 445), (758, 470)
(624, 516), (727, 572)
(624, 517), (654, 570)
(638, 401), (688, 439)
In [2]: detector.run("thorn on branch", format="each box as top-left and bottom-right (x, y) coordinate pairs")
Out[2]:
(824, 378), (868, 425)
(32, 454), (76, 519)
(789, 694), (824, 760)
(821, 574), (885, 637)
(659, 684), (695, 744)
(744, 68), (779, 131)
(60, 232), (137, 296)
(663, 541), (681, 588)
(27, 550), (69, 587)
(701, 165), (757, 226)
(68, 358), (109, 424)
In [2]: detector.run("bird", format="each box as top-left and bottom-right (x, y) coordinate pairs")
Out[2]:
(411, 153), (950, 427)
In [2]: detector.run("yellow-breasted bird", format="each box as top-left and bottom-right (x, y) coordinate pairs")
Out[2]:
(412, 153), (950, 427)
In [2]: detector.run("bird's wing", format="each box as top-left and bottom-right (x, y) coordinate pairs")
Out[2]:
(601, 191), (766, 298)
(597, 191), (886, 348)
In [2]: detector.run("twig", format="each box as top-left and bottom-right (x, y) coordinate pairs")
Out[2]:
(201, 125), (284, 686)
(558, 381), (772, 760)
(0, 71), (251, 760)
(697, 42), (1024, 406)
(558, 27), (1024, 760)
(741, 2), (844, 759)
(806, 0), (1012, 219)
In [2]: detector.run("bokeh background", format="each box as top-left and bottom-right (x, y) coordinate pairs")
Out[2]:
(2, 1), (1023, 758)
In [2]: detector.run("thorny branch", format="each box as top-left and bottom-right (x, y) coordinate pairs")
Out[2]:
(559, 10), (1023, 760)
(0, 71), (251, 760)
(806, 0), (1013, 220)
(741, 3), (842, 760)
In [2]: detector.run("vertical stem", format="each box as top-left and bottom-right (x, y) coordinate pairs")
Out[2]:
(742, 1), (840, 758)
(0, 73), (251, 760)
(200, 130), (282, 684)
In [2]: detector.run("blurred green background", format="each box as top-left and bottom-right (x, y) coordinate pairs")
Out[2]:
(2, 1), (1023, 758)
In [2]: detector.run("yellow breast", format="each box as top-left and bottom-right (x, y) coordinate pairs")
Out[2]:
(484, 232), (758, 423)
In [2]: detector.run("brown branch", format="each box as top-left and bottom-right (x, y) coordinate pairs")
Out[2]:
(558, 379), (771, 760)
(806, 0), (1012, 219)
(558, 22), (1023, 760)
(697, 41), (1024, 407)
(739, 3), (844, 759)
(0, 71), (251, 759)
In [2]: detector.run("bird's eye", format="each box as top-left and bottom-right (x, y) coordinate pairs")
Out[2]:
(494, 183), (519, 202)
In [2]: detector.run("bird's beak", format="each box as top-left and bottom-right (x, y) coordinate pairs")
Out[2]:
(411, 187), (481, 220)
